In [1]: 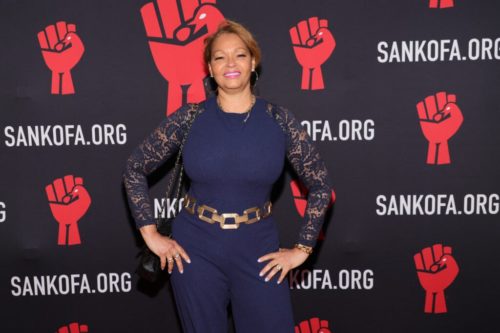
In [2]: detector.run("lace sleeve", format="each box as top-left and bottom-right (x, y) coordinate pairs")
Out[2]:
(122, 103), (200, 229)
(267, 103), (333, 249)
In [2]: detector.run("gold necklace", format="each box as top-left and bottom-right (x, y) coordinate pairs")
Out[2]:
(217, 95), (256, 123)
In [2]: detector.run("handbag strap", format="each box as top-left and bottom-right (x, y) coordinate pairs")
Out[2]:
(158, 103), (200, 227)
(170, 103), (200, 199)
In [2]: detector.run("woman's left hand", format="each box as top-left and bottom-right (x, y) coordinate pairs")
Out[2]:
(258, 247), (310, 284)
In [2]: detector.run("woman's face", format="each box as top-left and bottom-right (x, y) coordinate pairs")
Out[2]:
(208, 33), (255, 94)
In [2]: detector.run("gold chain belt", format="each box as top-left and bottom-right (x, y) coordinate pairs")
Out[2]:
(182, 193), (272, 229)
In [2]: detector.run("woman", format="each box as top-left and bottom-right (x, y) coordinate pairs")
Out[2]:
(123, 20), (332, 333)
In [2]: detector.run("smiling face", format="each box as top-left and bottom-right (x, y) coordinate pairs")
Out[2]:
(208, 33), (255, 94)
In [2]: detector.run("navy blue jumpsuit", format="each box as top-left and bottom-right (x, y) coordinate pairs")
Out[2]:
(123, 96), (332, 333)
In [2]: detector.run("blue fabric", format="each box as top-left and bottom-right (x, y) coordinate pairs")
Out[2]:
(183, 96), (285, 214)
(172, 96), (294, 332)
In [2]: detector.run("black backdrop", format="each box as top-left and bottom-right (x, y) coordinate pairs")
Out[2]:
(1, 0), (499, 332)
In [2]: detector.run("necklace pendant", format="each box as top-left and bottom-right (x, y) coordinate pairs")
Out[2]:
(243, 112), (251, 123)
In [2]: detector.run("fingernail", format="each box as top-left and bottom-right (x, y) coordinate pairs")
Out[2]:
(265, 277), (269, 282)
(168, 271), (172, 274)
(259, 272), (263, 277)
(257, 258), (261, 262)
(180, 270), (184, 274)
(187, 259), (191, 264)
(277, 280), (281, 284)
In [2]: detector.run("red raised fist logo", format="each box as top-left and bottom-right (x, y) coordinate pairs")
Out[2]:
(56, 322), (88, 333)
(290, 179), (335, 241)
(295, 317), (332, 333)
(414, 244), (459, 314)
(37, 21), (85, 95)
(141, 0), (225, 115)
(46, 175), (91, 246)
(290, 17), (335, 90)
(429, 0), (454, 8)
(416, 91), (463, 165)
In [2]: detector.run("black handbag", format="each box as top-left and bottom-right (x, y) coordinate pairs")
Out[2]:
(136, 104), (200, 282)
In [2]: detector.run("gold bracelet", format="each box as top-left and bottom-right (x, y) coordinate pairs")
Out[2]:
(294, 243), (313, 255)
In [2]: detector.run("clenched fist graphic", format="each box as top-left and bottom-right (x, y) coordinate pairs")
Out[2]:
(429, 0), (454, 8)
(37, 21), (85, 95)
(414, 244), (459, 314)
(290, 17), (335, 90)
(417, 91), (463, 165)
(141, 0), (225, 115)
(295, 317), (332, 333)
(46, 175), (91, 246)
(56, 322), (88, 333)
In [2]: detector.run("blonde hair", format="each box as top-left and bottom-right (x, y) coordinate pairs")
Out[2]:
(204, 20), (262, 69)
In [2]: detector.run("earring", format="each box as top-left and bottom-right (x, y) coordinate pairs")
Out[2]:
(253, 71), (259, 82)
(251, 70), (259, 87)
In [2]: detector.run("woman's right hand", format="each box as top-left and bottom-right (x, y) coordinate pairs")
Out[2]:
(139, 225), (191, 274)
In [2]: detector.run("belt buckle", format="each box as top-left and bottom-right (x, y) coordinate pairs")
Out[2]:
(220, 213), (240, 229)
(262, 201), (272, 218)
(197, 205), (217, 224)
(184, 195), (196, 214)
(243, 206), (261, 224)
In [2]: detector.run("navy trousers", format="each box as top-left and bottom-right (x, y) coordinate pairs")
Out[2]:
(170, 209), (295, 333)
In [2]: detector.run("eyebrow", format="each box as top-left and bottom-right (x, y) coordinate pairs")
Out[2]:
(212, 47), (249, 53)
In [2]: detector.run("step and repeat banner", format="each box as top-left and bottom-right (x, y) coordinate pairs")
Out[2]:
(1, 0), (499, 332)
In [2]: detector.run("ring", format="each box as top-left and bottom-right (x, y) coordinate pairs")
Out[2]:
(275, 265), (282, 271)
(174, 253), (180, 259)
(167, 258), (174, 263)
